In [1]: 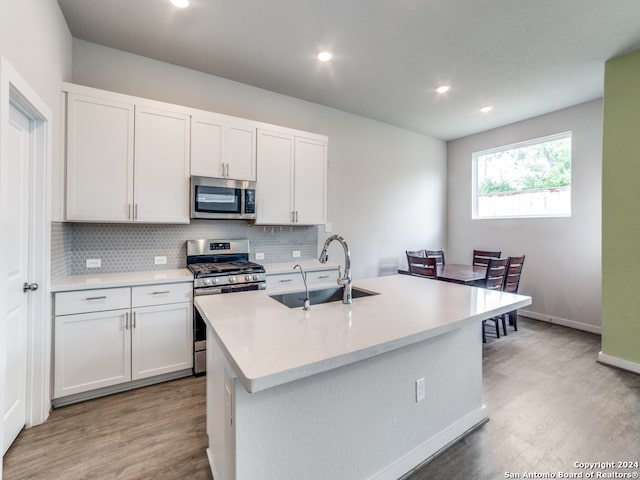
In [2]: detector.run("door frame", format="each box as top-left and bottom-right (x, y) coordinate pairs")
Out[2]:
(0, 56), (53, 450)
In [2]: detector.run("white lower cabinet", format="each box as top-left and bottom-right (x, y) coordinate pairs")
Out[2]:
(131, 302), (192, 380)
(54, 308), (132, 398)
(53, 282), (192, 401)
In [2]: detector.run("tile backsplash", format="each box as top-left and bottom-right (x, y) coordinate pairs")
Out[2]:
(51, 220), (319, 278)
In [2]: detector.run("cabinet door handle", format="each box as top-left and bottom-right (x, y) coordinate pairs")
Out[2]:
(132, 311), (136, 329)
(225, 163), (229, 177)
(85, 296), (107, 301)
(317, 275), (330, 279)
(279, 279), (293, 283)
(151, 290), (170, 295)
(124, 312), (129, 330)
(295, 211), (299, 223)
(291, 211), (295, 223)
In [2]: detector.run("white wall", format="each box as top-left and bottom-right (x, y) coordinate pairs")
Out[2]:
(0, 0), (72, 219)
(70, 40), (447, 279)
(0, 0), (72, 469)
(447, 100), (603, 332)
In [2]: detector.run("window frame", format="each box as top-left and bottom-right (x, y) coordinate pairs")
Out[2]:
(471, 131), (572, 220)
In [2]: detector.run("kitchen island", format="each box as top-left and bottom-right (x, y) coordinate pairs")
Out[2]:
(195, 274), (531, 480)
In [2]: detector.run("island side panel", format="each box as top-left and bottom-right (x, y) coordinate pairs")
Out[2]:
(207, 326), (237, 480)
(232, 321), (485, 480)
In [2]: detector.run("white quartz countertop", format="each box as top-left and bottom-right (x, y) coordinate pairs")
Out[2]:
(51, 268), (194, 292)
(195, 274), (531, 393)
(263, 260), (339, 275)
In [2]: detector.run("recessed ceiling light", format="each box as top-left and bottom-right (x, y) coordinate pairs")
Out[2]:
(171, 0), (189, 8)
(317, 51), (333, 62)
(480, 106), (493, 113)
(435, 85), (450, 94)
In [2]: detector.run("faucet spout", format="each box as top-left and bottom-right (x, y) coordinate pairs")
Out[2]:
(319, 235), (352, 304)
(293, 264), (310, 310)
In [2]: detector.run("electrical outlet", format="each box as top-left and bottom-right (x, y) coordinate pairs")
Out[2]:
(86, 259), (101, 268)
(154, 256), (167, 265)
(324, 222), (333, 233)
(292, 250), (301, 258)
(255, 252), (265, 260)
(416, 378), (425, 402)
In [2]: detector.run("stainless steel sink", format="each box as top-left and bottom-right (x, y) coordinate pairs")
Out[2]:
(269, 286), (378, 309)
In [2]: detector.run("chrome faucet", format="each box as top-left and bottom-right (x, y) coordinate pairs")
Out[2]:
(319, 234), (352, 304)
(293, 264), (310, 310)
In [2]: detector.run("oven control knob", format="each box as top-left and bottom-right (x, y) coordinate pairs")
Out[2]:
(228, 276), (236, 283)
(252, 274), (259, 281)
(212, 278), (220, 285)
(245, 275), (252, 281)
(203, 278), (212, 285)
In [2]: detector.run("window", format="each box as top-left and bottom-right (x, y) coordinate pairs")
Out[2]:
(472, 132), (571, 219)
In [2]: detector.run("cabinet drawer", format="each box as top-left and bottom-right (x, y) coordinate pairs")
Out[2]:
(266, 267), (339, 290)
(132, 282), (192, 307)
(306, 268), (338, 286)
(55, 287), (131, 316)
(266, 273), (303, 290)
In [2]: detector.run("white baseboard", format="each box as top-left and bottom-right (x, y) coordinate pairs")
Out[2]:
(369, 405), (488, 480)
(206, 448), (221, 480)
(519, 309), (601, 335)
(597, 352), (640, 375)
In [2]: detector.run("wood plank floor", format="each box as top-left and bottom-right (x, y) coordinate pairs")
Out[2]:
(3, 375), (209, 480)
(4, 317), (640, 479)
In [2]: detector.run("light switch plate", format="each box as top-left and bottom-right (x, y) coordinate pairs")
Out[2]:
(324, 223), (332, 233)
(255, 252), (265, 260)
(154, 256), (167, 265)
(292, 250), (301, 258)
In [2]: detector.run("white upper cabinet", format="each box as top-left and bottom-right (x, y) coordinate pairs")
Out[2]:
(66, 93), (134, 222)
(191, 112), (256, 181)
(64, 84), (190, 223)
(294, 136), (328, 225)
(134, 106), (190, 223)
(256, 129), (295, 224)
(64, 83), (327, 225)
(256, 127), (327, 225)
(191, 114), (224, 178)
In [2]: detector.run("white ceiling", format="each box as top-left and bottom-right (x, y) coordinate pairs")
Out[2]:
(57, 0), (640, 140)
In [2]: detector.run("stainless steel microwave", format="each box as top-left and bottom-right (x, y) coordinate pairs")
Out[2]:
(190, 176), (256, 220)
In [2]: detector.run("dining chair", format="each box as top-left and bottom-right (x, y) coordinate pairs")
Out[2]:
(406, 254), (437, 279)
(426, 249), (445, 266)
(501, 255), (526, 332)
(405, 249), (425, 273)
(473, 249), (501, 267)
(482, 257), (509, 343)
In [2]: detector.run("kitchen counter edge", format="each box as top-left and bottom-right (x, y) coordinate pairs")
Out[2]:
(51, 268), (194, 292)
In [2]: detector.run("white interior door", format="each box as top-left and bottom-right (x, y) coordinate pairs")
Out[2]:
(2, 104), (31, 455)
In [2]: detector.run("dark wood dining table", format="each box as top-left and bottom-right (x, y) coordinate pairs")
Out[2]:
(399, 264), (487, 286)
(437, 264), (486, 286)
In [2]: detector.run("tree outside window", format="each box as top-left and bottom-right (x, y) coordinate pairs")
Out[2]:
(473, 132), (572, 218)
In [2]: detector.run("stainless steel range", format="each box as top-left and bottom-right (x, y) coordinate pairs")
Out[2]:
(187, 239), (266, 374)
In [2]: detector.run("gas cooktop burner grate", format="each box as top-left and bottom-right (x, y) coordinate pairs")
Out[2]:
(188, 261), (265, 277)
